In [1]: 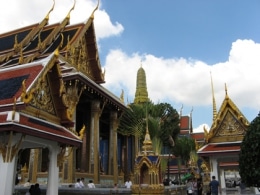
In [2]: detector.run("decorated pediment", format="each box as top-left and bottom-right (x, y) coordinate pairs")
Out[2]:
(210, 109), (247, 143)
(205, 87), (249, 143)
(19, 53), (76, 126)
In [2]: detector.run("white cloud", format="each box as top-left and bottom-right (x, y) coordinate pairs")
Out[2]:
(193, 124), (209, 133)
(0, 0), (124, 39)
(103, 39), (260, 131)
(103, 39), (260, 107)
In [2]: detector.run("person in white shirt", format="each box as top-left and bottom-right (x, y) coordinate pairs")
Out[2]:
(88, 180), (96, 188)
(125, 179), (132, 188)
(75, 178), (81, 188)
(80, 178), (85, 188)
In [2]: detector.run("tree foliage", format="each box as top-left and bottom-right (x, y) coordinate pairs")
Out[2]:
(117, 102), (180, 147)
(239, 113), (260, 187)
(172, 136), (195, 165)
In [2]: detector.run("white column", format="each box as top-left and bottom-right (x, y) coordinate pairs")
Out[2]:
(210, 157), (218, 179)
(0, 155), (17, 195)
(46, 144), (60, 195)
(220, 169), (225, 189)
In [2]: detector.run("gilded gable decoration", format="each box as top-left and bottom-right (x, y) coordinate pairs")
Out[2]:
(21, 80), (35, 104)
(65, 38), (92, 77)
(217, 111), (245, 136)
(30, 76), (55, 115)
(62, 79), (86, 120)
(204, 84), (249, 143)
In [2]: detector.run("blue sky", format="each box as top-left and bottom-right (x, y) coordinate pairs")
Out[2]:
(1, 0), (260, 132)
(100, 1), (260, 64)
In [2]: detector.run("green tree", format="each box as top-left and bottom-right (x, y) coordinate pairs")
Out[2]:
(239, 113), (260, 187)
(117, 102), (180, 146)
(172, 136), (195, 166)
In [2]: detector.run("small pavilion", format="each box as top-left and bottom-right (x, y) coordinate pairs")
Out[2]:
(131, 126), (164, 194)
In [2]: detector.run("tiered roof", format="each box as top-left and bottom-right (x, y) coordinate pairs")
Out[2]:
(0, 1), (127, 147)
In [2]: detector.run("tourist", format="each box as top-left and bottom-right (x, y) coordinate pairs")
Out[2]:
(80, 177), (85, 188)
(75, 178), (81, 188)
(25, 184), (34, 195)
(125, 179), (132, 188)
(31, 183), (41, 195)
(209, 176), (221, 195)
(88, 180), (95, 188)
(186, 179), (193, 195)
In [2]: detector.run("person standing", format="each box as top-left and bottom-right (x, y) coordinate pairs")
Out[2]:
(88, 180), (96, 188)
(75, 178), (81, 188)
(25, 184), (34, 195)
(31, 183), (41, 195)
(186, 179), (193, 195)
(209, 176), (221, 195)
(125, 179), (132, 189)
(80, 178), (85, 188)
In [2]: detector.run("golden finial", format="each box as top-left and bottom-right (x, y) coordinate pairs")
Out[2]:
(20, 80), (34, 103)
(225, 83), (229, 99)
(90, 0), (100, 19)
(78, 125), (86, 140)
(203, 126), (209, 143)
(66, 0), (76, 22)
(120, 89), (124, 103)
(45, 0), (55, 21)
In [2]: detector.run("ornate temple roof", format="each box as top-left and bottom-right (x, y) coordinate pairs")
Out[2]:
(0, 1), (127, 147)
(0, 53), (82, 146)
(198, 85), (249, 156)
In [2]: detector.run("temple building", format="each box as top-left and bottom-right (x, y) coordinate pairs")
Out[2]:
(198, 84), (249, 191)
(0, 2), (129, 194)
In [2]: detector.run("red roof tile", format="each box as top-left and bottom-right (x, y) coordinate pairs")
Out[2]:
(0, 64), (43, 105)
(180, 116), (190, 130)
(0, 112), (81, 147)
(198, 142), (241, 156)
(219, 162), (239, 167)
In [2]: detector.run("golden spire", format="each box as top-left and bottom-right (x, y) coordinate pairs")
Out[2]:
(210, 72), (217, 122)
(120, 89), (124, 104)
(134, 64), (149, 104)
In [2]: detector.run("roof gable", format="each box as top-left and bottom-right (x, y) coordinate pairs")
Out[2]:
(0, 64), (43, 106)
(205, 89), (249, 143)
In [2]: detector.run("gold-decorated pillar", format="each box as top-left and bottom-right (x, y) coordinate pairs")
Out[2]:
(90, 100), (100, 183)
(28, 149), (40, 183)
(108, 111), (118, 183)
